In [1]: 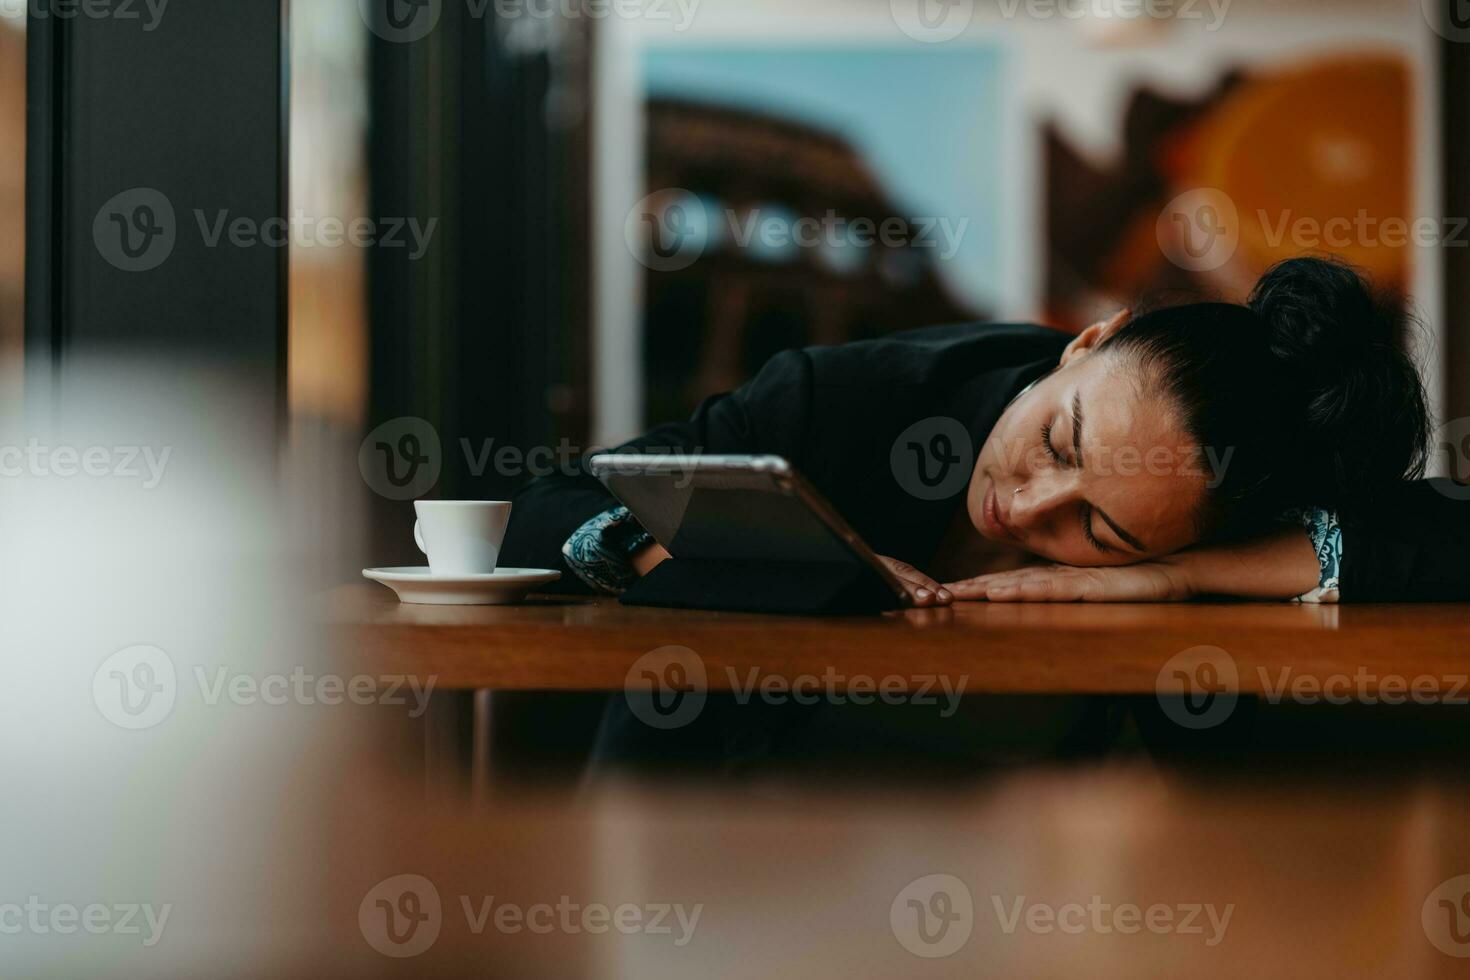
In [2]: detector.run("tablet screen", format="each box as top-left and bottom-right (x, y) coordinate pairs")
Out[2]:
(592, 455), (865, 565)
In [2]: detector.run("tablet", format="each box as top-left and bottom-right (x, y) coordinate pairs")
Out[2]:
(586, 453), (908, 604)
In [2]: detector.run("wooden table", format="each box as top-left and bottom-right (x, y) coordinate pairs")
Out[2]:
(300, 593), (1470, 979)
(327, 584), (1470, 694)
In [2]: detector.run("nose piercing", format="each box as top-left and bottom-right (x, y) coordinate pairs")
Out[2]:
(1013, 487), (1023, 496)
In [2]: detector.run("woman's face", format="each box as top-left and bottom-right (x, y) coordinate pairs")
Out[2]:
(968, 319), (1208, 566)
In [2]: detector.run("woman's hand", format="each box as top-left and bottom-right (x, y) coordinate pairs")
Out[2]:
(877, 555), (954, 607)
(944, 562), (1193, 602)
(630, 541), (671, 577)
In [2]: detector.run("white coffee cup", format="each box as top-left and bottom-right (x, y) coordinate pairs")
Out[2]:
(413, 500), (513, 575)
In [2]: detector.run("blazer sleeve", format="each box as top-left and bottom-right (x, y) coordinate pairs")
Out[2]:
(497, 349), (814, 590)
(1338, 479), (1470, 601)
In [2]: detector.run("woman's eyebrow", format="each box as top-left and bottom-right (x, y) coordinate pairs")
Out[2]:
(1074, 393), (1148, 553)
(1071, 393), (1084, 468)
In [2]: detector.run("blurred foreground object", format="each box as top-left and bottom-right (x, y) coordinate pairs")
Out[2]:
(326, 768), (1470, 978)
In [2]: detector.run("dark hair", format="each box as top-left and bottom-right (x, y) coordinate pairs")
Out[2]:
(1099, 256), (1429, 537)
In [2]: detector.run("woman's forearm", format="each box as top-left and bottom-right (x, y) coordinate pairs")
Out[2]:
(1162, 526), (1320, 599)
(941, 525), (1321, 603)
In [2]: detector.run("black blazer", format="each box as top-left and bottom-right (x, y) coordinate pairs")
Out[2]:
(500, 322), (1470, 601)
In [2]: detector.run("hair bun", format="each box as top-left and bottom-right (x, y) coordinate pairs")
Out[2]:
(1246, 256), (1427, 505)
(1247, 256), (1390, 371)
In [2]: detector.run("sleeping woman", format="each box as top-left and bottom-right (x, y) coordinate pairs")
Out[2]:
(498, 255), (1468, 771)
(501, 256), (1468, 607)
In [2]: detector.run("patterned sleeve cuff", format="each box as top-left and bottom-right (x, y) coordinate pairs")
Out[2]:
(561, 506), (654, 595)
(1282, 507), (1341, 604)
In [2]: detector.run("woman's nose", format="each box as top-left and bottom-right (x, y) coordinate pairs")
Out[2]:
(1010, 475), (1074, 529)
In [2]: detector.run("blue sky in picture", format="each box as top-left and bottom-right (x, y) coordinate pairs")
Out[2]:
(642, 46), (1010, 316)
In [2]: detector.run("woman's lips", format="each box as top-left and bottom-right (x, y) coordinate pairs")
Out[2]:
(983, 481), (1017, 540)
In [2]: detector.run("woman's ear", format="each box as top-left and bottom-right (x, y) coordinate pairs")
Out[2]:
(1059, 308), (1130, 367)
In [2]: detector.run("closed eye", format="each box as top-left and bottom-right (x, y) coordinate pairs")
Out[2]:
(1043, 421), (1111, 553)
(1041, 421), (1066, 465)
(1080, 503), (1113, 554)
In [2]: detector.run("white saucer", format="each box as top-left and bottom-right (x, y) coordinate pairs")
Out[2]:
(363, 566), (561, 605)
